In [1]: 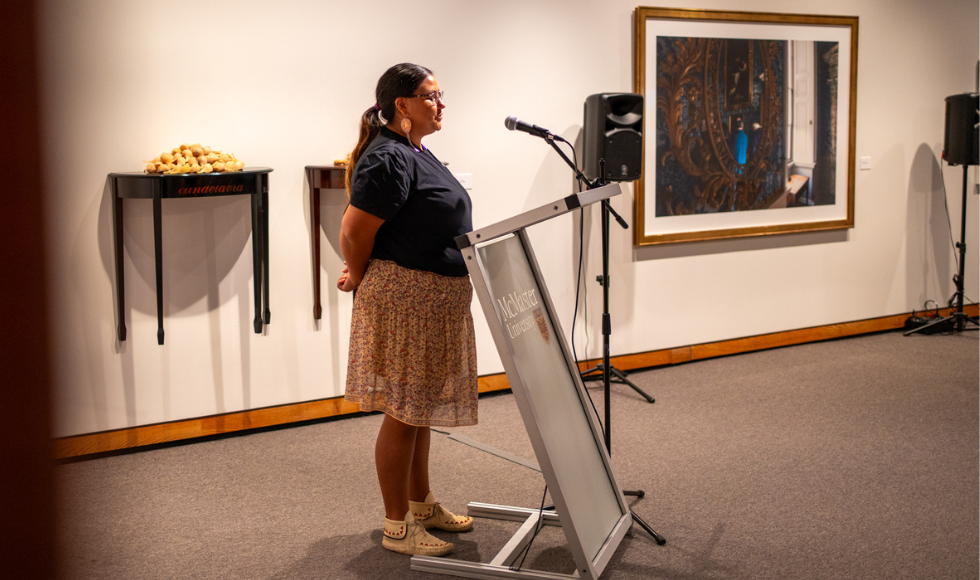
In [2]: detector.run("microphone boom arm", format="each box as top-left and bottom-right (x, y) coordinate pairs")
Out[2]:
(544, 136), (595, 189)
(544, 137), (628, 230)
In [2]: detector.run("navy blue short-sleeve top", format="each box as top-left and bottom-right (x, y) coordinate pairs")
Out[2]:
(350, 127), (472, 277)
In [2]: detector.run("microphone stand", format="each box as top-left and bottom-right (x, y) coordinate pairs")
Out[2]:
(542, 135), (666, 545)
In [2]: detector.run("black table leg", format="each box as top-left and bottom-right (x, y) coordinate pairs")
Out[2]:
(309, 169), (322, 320)
(262, 189), (270, 325)
(152, 186), (164, 345)
(251, 190), (262, 334)
(111, 179), (127, 341)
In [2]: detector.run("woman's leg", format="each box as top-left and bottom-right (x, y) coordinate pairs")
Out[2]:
(409, 426), (431, 502)
(376, 414), (419, 520)
(405, 425), (474, 532)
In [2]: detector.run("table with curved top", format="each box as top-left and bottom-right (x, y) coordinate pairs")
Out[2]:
(110, 167), (273, 345)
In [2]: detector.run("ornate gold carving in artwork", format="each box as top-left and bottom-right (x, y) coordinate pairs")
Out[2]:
(657, 38), (784, 214)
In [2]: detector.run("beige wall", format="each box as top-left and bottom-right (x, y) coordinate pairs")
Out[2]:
(39, 0), (979, 437)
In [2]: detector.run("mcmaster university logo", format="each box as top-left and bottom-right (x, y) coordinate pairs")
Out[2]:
(498, 288), (549, 344)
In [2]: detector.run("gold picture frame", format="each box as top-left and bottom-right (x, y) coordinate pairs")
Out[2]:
(633, 7), (858, 245)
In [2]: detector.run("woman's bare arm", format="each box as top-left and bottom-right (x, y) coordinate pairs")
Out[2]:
(337, 205), (385, 292)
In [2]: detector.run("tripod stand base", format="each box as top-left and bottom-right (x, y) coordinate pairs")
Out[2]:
(631, 508), (666, 545)
(904, 311), (979, 336)
(582, 364), (655, 403)
(624, 489), (666, 544)
(909, 163), (980, 337)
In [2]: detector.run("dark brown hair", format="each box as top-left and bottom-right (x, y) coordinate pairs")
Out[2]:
(345, 63), (433, 195)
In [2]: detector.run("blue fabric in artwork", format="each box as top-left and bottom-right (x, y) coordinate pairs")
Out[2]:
(734, 129), (748, 165)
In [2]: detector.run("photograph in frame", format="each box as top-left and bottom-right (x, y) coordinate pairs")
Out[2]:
(633, 7), (858, 245)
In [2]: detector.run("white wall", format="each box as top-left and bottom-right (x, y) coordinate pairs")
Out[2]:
(40, 0), (979, 437)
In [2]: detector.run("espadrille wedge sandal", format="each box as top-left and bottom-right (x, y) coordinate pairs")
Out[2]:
(409, 491), (474, 532)
(382, 510), (453, 556)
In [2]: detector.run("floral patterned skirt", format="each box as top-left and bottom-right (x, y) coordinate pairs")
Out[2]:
(344, 260), (478, 427)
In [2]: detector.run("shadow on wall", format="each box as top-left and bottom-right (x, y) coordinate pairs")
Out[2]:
(97, 177), (256, 423)
(906, 143), (954, 311)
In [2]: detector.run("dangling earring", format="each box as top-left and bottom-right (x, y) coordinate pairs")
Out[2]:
(400, 118), (418, 151)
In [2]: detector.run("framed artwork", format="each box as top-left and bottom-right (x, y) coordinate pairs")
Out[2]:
(633, 7), (858, 245)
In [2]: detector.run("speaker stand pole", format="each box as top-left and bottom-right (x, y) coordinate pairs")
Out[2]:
(541, 141), (665, 545)
(540, 143), (655, 402)
(905, 163), (979, 335)
(577, 157), (654, 404)
(594, 192), (666, 546)
(579, 197), (656, 405)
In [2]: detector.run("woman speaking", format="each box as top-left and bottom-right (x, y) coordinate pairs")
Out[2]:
(338, 63), (477, 557)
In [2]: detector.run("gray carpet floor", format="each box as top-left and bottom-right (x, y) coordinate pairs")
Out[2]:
(58, 330), (979, 579)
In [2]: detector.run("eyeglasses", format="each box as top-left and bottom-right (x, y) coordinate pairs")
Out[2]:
(408, 90), (445, 103)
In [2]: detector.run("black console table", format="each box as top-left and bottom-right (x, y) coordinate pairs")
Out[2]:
(305, 165), (346, 320)
(110, 168), (273, 345)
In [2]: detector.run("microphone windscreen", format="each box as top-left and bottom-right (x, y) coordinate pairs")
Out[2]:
(504, 116), (519, 131)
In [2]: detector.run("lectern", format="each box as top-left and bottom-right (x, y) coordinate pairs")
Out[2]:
(411, 183), (633, 580)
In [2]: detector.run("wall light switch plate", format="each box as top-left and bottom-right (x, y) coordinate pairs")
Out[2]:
(859, 156), (872, 170)
(455, 173), (473, 190)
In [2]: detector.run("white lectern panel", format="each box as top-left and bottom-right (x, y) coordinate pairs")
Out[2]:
(477, 234), (624, 560)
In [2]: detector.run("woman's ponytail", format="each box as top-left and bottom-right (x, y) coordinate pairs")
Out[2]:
(345, 106), (386, 196)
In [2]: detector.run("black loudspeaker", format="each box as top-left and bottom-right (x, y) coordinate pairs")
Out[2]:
(583, 93), (644, 182)
(943, 93), (979, 166)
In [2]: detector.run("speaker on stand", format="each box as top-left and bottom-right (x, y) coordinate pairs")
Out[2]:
(583, 93), (644, 183)
(907, 92), (980, 335)
(943, 93), (980, 166)
(579, 93), (654, 413)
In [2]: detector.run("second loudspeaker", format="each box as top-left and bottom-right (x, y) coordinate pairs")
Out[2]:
(583, 93), (644, 182)
(943, 93), (979, 166)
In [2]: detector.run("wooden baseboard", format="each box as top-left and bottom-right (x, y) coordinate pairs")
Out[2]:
(55, 305), (977, 459)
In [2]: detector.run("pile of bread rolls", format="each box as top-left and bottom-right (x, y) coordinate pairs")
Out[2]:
(145, 143), (245, 174)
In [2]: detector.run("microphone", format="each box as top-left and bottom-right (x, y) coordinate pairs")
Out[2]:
(505, 116), (561, 140)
